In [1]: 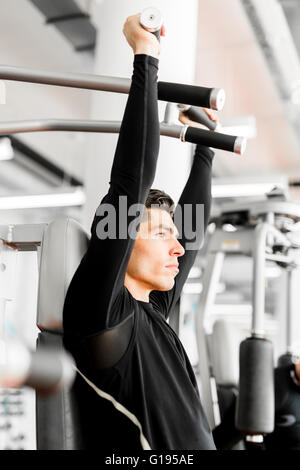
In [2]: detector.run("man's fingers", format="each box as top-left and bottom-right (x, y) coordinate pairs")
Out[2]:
(178, 112), (203, 129)
(203, 107), (218, 122)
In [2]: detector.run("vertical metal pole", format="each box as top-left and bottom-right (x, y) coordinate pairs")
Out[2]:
(286, 269), (293, 352)
(252, 223), (268, 336)
(194, 251), (225, 429)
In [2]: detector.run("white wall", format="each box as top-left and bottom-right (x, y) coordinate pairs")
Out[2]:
(82, 0), (199, 230)
(0, 0), (94, 181)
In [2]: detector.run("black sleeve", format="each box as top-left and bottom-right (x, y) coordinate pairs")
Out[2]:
(150, 144), (214, 318)
(63, 55), (160, 362)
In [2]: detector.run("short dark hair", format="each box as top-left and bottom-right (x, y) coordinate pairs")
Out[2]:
(145, 188), (175, 218)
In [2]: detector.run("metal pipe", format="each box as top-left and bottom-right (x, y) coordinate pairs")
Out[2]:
(252, 222), (291, 336)
(0, 119), (180, 137)
(0, 119), (246, 154)
(252, 223), (272, 336)
(194, 251), (225, 429)
(0, 119), (122, 135)
(0, 65), (131, 93)
(286, 269), (293, 352)
(0, 65), (225, 110)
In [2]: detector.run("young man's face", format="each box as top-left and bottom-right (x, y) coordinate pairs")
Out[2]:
(125, 208), (185, 292)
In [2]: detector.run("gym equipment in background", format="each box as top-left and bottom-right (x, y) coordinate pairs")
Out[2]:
(0, 218), (89, 449)
(194, 192), (300, 441)
(277, 266), (298, 367)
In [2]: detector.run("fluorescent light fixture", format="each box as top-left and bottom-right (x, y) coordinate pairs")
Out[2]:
(212, 176), (288, 198)
(0, 138), (14, 161)
(212, 183), (283, 198)
(0, 187), (85, 209)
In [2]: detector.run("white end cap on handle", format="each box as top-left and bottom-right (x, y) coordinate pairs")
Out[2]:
(234, 136), (247, 155)
(140, 7), (163, 32)
(210, 88), (226, 111)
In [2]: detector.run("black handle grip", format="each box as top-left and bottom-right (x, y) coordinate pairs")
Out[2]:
(183, 106), (218, 131)
(184, 126), (246, 155)
(158, 82), (225, 110)
(236, 337), (275, 435)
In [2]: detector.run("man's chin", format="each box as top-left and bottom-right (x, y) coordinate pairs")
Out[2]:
(152, 279), (175, 292)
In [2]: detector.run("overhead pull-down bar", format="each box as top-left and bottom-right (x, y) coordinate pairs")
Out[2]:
(0, 65), (225, 110)
(0, 119), (246, 155)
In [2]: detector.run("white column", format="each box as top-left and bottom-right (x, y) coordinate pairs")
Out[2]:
(82, 0), (199, 230)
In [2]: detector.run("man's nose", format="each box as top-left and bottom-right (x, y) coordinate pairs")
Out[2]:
(170, 239), (185, 257)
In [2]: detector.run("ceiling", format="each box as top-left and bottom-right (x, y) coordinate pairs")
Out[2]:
(195, 0), (300, 196)
(29, 0), (97, 52)
(0, 0), (95, 224)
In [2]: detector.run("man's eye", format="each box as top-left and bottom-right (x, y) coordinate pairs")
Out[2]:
(156, 232), (165, 237)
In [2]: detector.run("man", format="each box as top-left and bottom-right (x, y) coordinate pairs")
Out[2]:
(63, 13), (216, 450)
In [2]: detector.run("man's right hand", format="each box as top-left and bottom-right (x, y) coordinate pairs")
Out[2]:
(178, 108), (218, 129)
(123, 13), (161, 59)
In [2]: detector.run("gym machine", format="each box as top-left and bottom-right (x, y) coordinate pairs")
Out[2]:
(0, 219), (88, 449)
(0, 8), (246, 156)
(194, 192), (300, 445)
(0, 7), (248, 448)
(0, 67), (245, 155)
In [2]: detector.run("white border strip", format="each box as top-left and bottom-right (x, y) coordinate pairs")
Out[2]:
(76, 367), (151, 450)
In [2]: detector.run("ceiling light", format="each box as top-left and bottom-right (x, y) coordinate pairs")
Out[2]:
(212, 180), (287, 198)
(0, 187), (85, 209)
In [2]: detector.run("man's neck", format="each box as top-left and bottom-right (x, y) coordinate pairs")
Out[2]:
(124, 276), (150, 302)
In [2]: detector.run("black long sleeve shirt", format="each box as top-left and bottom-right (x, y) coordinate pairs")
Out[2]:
(63, 54), (216, 450)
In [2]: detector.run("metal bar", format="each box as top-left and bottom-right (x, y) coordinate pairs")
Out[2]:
(286, 269), (293, 351)
(252, 223), (268, 336)
(0, 119), (121, 135)
(251, 222), (290, 336)
(0, 65), (131, 93)
(0, 119), (183, 139)
(194, 251), (225, 429)
(0, 120), (244, 154)
(0, 65), (225, 110)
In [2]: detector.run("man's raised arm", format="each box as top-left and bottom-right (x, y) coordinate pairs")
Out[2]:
(63, 15), (161, 340)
